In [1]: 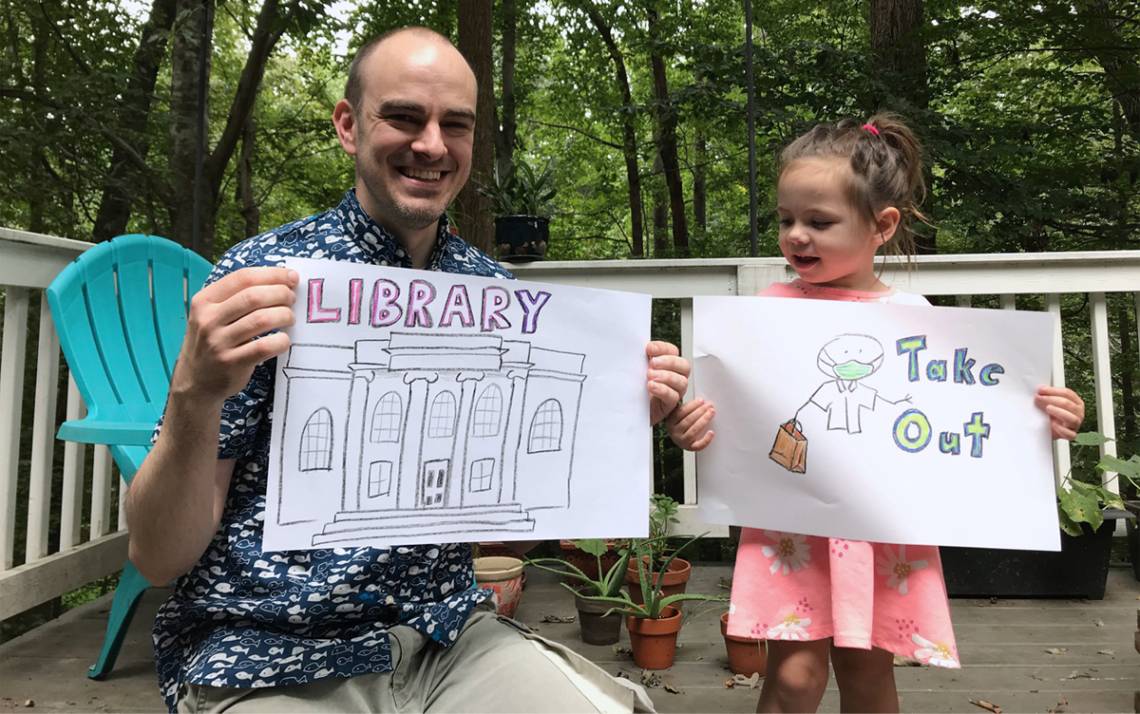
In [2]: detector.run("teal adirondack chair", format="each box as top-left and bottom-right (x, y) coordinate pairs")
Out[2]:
(46, 233), (211, 680)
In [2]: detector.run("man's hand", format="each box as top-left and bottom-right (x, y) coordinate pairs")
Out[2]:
(646, 341), (689, 426)
(666, 398), (716, 451)
(172, 267), (299, 403)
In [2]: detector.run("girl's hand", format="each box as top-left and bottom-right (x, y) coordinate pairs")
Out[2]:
(646, 341), (690, 425)
(667, 398), (716, 451)
(1035, 385), (1085, 441)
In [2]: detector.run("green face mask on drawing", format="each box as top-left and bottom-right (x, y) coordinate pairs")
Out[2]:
(834, 360), (874, 381)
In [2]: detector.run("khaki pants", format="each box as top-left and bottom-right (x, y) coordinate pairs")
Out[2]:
(177, 607), (655, 713)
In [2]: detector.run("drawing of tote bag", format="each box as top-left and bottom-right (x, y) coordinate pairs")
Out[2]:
(769, 420), (808, 473)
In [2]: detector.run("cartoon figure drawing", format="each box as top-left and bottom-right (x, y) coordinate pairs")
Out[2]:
(769, 334), (911, 474)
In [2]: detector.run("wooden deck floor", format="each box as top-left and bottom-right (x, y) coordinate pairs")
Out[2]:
(1, 564), (1136, 713)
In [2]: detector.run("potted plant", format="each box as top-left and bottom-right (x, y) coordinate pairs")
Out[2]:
(473, 555), (526, 618)
(580, 534), (726, 670)
(477, 156), (556, 262)
(721, 611), (767, 676)
(526, 539), (633, 645)
(940, 432), (1134, 599)
(625, 494), (692, 605)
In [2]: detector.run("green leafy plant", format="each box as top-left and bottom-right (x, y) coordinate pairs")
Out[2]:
(1056, 431), (1136, 536)
(477, 156), (557, 217)
(577, 534), (726, 619)
(525, 539), (632, 598)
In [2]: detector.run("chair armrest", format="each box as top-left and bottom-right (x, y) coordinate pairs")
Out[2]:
(57, 417), (155, 446)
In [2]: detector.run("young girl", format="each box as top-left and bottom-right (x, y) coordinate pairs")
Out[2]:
(667, 114), (1086, 713)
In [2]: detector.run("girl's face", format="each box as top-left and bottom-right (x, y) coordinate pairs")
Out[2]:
(776, 157), (897, 291)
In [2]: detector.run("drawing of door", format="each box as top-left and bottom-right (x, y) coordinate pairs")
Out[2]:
(421, 459), (450, 507)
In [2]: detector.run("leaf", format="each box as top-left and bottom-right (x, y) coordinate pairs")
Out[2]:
(1057, 488), (1103, 530)
(1044, 647), (1068, 655)
(573, 539), (608, 558)
(1057, 507), (1084, 537)
(1097, 455), (1140, 480)
(1073, 432), (1110, 446)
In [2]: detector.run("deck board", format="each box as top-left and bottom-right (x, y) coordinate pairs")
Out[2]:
(1, 565), (1136, 713)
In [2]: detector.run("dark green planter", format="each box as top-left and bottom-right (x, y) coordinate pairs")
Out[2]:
(495, 215), (549, 262)
(940, 512), (1125, 600)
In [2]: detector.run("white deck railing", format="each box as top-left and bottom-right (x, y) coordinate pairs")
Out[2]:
(1, 228), (1137, 620)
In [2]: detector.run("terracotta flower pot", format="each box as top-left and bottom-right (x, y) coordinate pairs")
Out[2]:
(626, 606), (682, 670)
(574, 590), (622, 645)
(473, 556), (525, 618)
(721, 612), (767, 676)
(625, 556), (691, 606)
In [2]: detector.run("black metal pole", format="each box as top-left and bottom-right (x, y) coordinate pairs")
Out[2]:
(192, 0), (213, 254)
(744, 0), (758, 257)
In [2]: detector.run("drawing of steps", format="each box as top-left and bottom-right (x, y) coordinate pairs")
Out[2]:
(312, 503), (536, 546)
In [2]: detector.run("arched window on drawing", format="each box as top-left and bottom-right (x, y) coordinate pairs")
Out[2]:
(528, 399), (563, 453)
(428, 391), (457, 438)
(370, 391), (403, 443)
(471, 384), (503, 437)
(299, 407), (334, 471)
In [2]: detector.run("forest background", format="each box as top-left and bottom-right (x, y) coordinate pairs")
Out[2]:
(1, 0), (1138, 551)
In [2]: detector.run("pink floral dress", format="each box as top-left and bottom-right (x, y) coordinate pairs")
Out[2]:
(726, 280), (960, 668)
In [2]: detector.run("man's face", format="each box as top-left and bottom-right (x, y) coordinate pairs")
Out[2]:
(333, 36), (476, 238)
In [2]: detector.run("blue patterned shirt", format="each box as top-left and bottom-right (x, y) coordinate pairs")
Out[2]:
(152, 190), (512, 711)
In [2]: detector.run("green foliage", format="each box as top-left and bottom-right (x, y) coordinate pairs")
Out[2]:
(477, 156), (557, 217)
(525, 538), (631, 598)
(575, 534), (726, 620)
(649, 493), (680, 542)
(1056, 432), (1134, 536)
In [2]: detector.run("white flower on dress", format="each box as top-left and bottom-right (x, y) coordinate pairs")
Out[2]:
(766, 612), (812, 640)
(911, 632), (959, 668)
(875, 544), (929, 595)
(761, 531), (812, 575)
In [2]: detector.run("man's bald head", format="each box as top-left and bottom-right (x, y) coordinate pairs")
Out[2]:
(344, 27), (474, 113)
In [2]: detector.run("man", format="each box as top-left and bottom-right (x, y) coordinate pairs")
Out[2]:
(126, 27), (688, 713)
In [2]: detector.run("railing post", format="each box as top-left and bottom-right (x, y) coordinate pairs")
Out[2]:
(0, 287), (30, 570)
(60, 374), (88, 548)
(1089, 292), (1118, 493)
(26, 292), (60, 562)
(1045, 295), (1071, 487)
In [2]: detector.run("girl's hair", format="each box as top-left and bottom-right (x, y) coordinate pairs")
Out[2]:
(778, 112), (927, 260)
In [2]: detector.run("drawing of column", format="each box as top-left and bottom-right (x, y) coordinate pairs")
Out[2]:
(343, 370), (375, 511)
(397, 372), (438, 510)
(501, 368), (530, 503)
(449, 372), (484, 508)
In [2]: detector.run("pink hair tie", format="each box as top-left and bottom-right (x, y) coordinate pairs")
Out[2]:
(862, 122), (880, 136)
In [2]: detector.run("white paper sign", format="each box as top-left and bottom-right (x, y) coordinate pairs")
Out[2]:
(263, 258), (651, 550)
(694, 296), (1060, 551)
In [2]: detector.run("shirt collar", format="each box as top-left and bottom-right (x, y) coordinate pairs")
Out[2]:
(335, 189), (456, 270)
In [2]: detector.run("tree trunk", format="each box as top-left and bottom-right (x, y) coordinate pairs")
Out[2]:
(455, 0), (495, 254)
(693, 126), (707, 241)
(237, 115), (260, 238)
(168, 0), (212, 253)
(646, 6), (688, 257)
(92, 0), (176, 243)
(495, 0), (516, 177)
(651, 151), (668, 256)
(1075, 0), (1140, 143)
(581, 2), (645, 257)
(27, 4), (48, 233)
(869, 0), (934, 253)
(169, 0), (297, 257)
